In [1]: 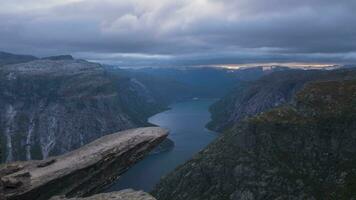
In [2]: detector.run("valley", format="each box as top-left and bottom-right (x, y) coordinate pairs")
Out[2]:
(2, 52), (356, 200)
(153, 70), (356, 200)
(2, 1), (356, 199)
(106, 99), (218, 192)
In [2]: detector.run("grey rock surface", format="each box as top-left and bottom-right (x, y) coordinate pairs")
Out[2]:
(51, 189), (156, 200)
(1, 127), (168, 200)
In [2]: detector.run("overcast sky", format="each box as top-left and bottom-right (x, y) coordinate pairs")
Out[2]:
(1, 0), (356, 67)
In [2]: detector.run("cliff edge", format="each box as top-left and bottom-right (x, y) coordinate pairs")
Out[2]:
(1, 127), (168, 200)
(51, 189), (156, 200)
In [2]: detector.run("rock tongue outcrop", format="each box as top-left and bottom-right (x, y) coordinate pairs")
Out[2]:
(1, 127), (168, 200)
(51, 189), (157, 200)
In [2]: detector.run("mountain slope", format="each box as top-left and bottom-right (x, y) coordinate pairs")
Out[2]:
(0, 58), (167, 162)
(153, 78), (356, 200)
(207, 69), (356, 131)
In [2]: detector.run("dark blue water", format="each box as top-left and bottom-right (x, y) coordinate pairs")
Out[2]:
(107, 99), (218, 192)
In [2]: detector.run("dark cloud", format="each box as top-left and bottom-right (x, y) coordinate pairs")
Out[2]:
(0, 0), (356, 67)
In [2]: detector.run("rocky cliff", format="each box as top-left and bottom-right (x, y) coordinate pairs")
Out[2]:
(207, 69), (356, 131)
(0, 58), (167, 162)
(1, 127), (167, 200)
(153, 79), (356, 199)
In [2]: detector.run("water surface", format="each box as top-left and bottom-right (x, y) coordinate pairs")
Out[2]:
(107, 99), (218, 192)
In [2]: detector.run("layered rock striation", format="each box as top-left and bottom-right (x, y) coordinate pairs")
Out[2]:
(1, 127), (168, 200)
(51, 189), (157, 200)
(0, 58), (166, 162)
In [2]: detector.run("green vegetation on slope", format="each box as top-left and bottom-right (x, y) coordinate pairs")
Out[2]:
(153, 79), (356, 200)
(207, 69), (356, 132)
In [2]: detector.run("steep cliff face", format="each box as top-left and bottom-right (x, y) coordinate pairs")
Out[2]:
(207, 69), (356, 131)
(1, 127), (167, 200)
(51, 189), (157, 200)
(0, 59), (166, 162)
(153, 79), (356, 200)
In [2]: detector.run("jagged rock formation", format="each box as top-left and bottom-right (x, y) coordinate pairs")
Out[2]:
(1, 127), (167, 200)
(207, 69), (356, 131)
(0, 58), (167, 162)
(51, 189), (156, 200)
(153, 79), (356, 200)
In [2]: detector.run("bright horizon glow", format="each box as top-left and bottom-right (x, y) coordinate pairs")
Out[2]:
(217, 63), (340, 70)
(1, 0), (356, 67)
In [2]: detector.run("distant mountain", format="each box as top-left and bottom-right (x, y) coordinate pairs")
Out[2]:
(127, 66), (288, 98)
(106, 68), (199, 104)
(42, 55), (74, 61)
(341, 64), (356, 69)
(153, 71), (356, 200)
(0, 51), (38, 66)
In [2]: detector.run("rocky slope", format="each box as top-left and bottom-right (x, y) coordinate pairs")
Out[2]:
(153, 79), (356, 200)
(207, 69), (356, 131)
(1, 127), (167, 200)
(0, 58), (167, 162)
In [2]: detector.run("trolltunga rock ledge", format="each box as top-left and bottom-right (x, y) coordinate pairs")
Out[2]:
(51, 189), (156, 200)
(0, 127), (168, 200)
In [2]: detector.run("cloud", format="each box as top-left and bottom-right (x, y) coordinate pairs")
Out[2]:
(0, 0), (356, 67)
